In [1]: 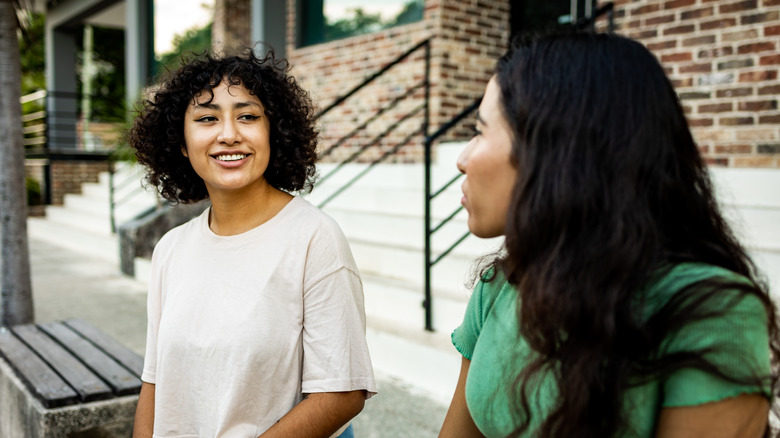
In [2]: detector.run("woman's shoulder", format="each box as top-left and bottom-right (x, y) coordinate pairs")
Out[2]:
(151, 207), (209, 257)
(286, 197), (350, 240)
(646, 262), (752, 302)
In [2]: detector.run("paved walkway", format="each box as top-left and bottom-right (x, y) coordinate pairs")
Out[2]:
(12, 221), (448, 437)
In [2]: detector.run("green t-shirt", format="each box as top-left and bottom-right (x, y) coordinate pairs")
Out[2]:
(451, 263), (771, 437)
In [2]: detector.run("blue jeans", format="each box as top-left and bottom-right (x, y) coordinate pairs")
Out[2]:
(337, 424), (354, 438)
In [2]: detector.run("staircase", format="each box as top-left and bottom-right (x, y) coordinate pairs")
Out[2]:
(43, 161), (158, 237)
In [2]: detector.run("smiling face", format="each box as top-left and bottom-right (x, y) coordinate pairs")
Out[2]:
(457, 77), (517, 238)
(182, 80), (272, 198)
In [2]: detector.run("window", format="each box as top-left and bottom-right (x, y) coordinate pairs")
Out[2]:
(298, 0), (424, 47)
(510, 0), (597, 37)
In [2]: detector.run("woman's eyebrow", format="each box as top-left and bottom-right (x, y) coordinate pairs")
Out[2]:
(192, 101), (262, 110)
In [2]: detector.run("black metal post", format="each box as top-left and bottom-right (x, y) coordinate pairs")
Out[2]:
(423, 41), (433, 332)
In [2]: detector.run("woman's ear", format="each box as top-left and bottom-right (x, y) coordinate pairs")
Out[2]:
(181, 145), (189, 158)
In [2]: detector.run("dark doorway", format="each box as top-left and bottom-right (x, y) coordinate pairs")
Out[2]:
(510, 0), (594, 41)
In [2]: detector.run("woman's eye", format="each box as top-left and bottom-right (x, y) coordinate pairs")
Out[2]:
(239, 114), (260, 121)
(196, 116), (217, 122)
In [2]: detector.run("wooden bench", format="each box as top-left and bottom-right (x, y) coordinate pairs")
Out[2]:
(0, 319), (143, 437)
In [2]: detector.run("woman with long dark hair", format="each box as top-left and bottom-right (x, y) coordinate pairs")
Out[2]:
(439, 32), (779, 437)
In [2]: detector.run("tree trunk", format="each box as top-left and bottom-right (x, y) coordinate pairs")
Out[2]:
(0, 0), (34, 326)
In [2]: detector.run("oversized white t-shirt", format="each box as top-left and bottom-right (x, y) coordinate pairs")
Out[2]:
(142, 196), (376, 437)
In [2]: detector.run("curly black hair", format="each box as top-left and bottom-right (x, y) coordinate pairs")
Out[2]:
(129, 49), (318, 203)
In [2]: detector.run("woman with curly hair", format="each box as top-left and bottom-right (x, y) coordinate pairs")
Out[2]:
(129, 49), (376, 438)
(439, 32), (779, 437)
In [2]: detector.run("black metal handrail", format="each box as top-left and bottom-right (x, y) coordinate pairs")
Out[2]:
(314, 39), (431, 210)
(423, 97), (480, 331)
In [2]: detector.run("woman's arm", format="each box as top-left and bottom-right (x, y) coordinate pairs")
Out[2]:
(259, 390), (365, 438)
(133, 382), (156, 438)
(439, 357), (485, 438)
(656, 393), (768, 438)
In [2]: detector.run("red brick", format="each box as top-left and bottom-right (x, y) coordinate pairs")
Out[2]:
(681, 7), (714, 20)
(759, 114), (780, 123)
(758, 84), (780, 95)
(630, 29), (659, 39)
(765, 0), (780, 5)
(698, 47), (735, 59)
(760, 54), (780, 65)
(683, 35), (716, 47)
(673, 77), (695, 88)
(715, 144), (753, 153)
(768, 25), (780, 36)
(680, 63), (713, 73)
(699, 103), (734, 113)
(662, 52), (694, 62)
(631, 3), (661, 15)
(680, 91), (711, 99)
(738, 100), (778, 111)
(739, 70), (779, 82)
(741, 11), (780, 24)
(701, 18), (737, 30)
(716, 87), (754, 98)
(664, 25), (696, 36)
(722, 29), (760, 41)
(705, 157), (730, 167)
(738, 42), (776, 54)
(647, 14), (675, 26)
(733, 156), (775, 167)
(719, 0), (758, 14)
(648, 40), (678, 51)
(688, 118), (715, 127)
(665, 0), (696, 9)
(718, 117), (755, 126)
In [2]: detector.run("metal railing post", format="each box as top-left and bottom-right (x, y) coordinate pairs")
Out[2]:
(423, 41), (433, 332)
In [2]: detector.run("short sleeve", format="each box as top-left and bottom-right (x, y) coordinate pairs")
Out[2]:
(662, 292), (771, 407)
(301, 266), (377, 397)
(452, 280), (488, 360)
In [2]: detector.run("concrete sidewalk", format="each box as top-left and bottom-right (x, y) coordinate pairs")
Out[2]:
(16, 219), (449, 437)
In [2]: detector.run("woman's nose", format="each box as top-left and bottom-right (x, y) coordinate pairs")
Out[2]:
(217, 120), (241, 145)
(457, 138), (475, 174)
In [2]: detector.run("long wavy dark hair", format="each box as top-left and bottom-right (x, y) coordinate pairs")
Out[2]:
(486, 32), (780, 437)
(129, 49), (318, 203)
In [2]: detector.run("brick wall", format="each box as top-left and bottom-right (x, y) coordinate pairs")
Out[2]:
(283, 0), (509, 163)
(603, 0), (780, 168)
(49, 161), (109, 206)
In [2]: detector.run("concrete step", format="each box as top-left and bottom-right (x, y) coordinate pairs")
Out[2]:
(362, 274), (469, 336)
(62, 192), (158, 219)
(26, 217), (119, 264)
(45, 205), (114, 236)
(350, 238), (497, 292)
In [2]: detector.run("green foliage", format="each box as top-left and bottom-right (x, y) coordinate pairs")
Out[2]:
(321, 0), (424, 44)
(78, 26), (127, 123)
(26, 177), (42, 206)
(155, 22), (213, 77)
(325, 8), (383, 41)
(17, 11), (45, 96)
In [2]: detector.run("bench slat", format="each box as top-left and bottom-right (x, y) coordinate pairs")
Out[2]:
(12, 324), (113, 403)
(64, 319), (144, 377)
(0, 327), (79, 408)
(38, 321), (142, 396)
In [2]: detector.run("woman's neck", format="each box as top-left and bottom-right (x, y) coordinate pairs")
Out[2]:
(207, 184), (293, 236)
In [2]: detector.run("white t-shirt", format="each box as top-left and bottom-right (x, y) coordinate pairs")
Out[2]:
(142, 196), (376, 437)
